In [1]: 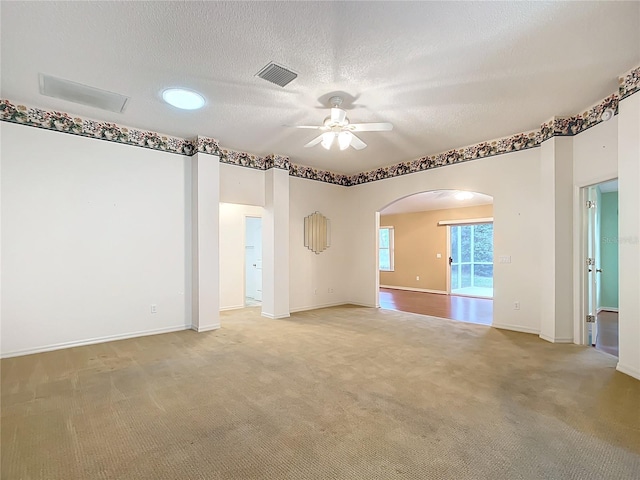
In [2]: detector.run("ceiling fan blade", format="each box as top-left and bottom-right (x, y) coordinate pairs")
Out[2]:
(331, 107), (347, 124)
(290, 125), (325, 129)
(350, 133), (367, 150)
(304, 134), (324, 148)
(349, 122), (393, 132)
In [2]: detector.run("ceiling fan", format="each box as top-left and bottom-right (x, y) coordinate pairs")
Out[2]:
(293, 96), (393, 151)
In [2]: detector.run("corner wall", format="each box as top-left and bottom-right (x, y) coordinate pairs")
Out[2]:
(617, 92), (640, 380)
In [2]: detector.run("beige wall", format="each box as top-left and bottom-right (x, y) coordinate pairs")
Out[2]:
(380, 204), (493, 292)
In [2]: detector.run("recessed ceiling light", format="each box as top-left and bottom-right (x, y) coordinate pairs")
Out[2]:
(162, 88), (205, 110)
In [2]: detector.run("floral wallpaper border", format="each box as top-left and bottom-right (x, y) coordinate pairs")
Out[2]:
(289, 164), (351, 186)
(1, 65), (639, 187)
(0, 99), (197, 156)
(619, 65), (640, 100)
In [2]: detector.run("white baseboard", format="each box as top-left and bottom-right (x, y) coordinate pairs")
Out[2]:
(616, 362), (640, 381)
(380, 285), (447, 295)
(0, 324), (192, 359)
(539, 333), (574, 344)
(492, 323), (540, 335)
(191, 324), (220, 333)
(598, 307), (619, 313)
(220, 304), (245, 312)
(289, 302), (348, 313)
(261, 312), (291, 319)
(346, 302), (377, 308)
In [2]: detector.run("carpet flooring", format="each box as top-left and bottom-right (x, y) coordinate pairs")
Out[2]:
(1, 305), (639, 479)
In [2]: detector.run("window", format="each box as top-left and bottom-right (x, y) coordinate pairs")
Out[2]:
(379, 227), (394, 271)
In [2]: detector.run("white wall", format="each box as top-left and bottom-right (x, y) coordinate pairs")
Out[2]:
(573, 117), (619, 186)
(289, 176), (350, 312)
(1, 123), (190, 356)
(219, 163), (264, 206)
(219, 203), (263, 310)
(345, 148), (543, 334)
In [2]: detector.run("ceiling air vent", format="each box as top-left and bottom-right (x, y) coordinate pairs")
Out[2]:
(255, 62), (298, 88)
(39, 74), (129, 113)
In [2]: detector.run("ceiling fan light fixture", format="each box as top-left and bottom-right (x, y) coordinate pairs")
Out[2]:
(321, 132), (335, 150)
(338, 131), (352, 150)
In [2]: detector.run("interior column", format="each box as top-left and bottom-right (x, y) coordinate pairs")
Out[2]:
(539, 135), (574, 343)
(262, 167), (290, 318)
(191, 152), (220, 332)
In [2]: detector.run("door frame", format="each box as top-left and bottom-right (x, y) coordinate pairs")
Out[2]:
(573, 176), (617, 345)
(443, 217), (494, 297)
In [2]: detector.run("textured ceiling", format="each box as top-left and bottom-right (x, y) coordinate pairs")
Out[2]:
(2, 1), (639, 174)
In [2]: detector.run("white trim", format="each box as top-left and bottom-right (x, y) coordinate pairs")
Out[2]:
(438, 217), (493, 226)
(616, 362), (640, 381)
(492, 322), (540, 335)
(289, 302), (348, 313)
(380, 285), (447, 295)
(598, 307), (619, 313)
(539, 334), (575, 344)
(0, 324), (192, 359)
(191, 324), (220, 333)
(220, 304), (245, 311)
(261, 312), (291, 319)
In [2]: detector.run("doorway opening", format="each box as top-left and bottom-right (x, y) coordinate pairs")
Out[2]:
(244, 216), (262, 307)
(377, 190), (494, 325)
(447, 222), (493, 298)
(219, 203), (263, 312)
(581, 179), (619, 357)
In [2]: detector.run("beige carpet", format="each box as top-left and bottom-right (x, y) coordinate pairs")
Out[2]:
(2, 305), (639, 479)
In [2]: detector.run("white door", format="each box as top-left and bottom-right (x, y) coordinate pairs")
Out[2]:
(245, 217), (262, 303)
(585, 187), (599, 346)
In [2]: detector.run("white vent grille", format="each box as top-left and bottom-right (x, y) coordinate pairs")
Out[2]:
(39, 74), (129, 113)
(255, 62), (298, 87)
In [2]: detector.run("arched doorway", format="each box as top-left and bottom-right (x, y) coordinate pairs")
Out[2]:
(377, 190), (494, 325)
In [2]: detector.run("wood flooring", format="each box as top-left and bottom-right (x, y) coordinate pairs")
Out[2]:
(595, 310), (619, 357)
(379, 287), (493, 325)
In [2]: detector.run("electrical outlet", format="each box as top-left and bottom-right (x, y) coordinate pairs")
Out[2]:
(314, 288), (317, 295)
(514, 301), (520, 310)
(151, 304), (157, 314)
(416, 275), (420, 281)
(436, 253), (442, 258)
(328, 288), (334, 294)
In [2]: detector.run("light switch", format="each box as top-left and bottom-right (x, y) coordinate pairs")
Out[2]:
(436, 253), (442, 258)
